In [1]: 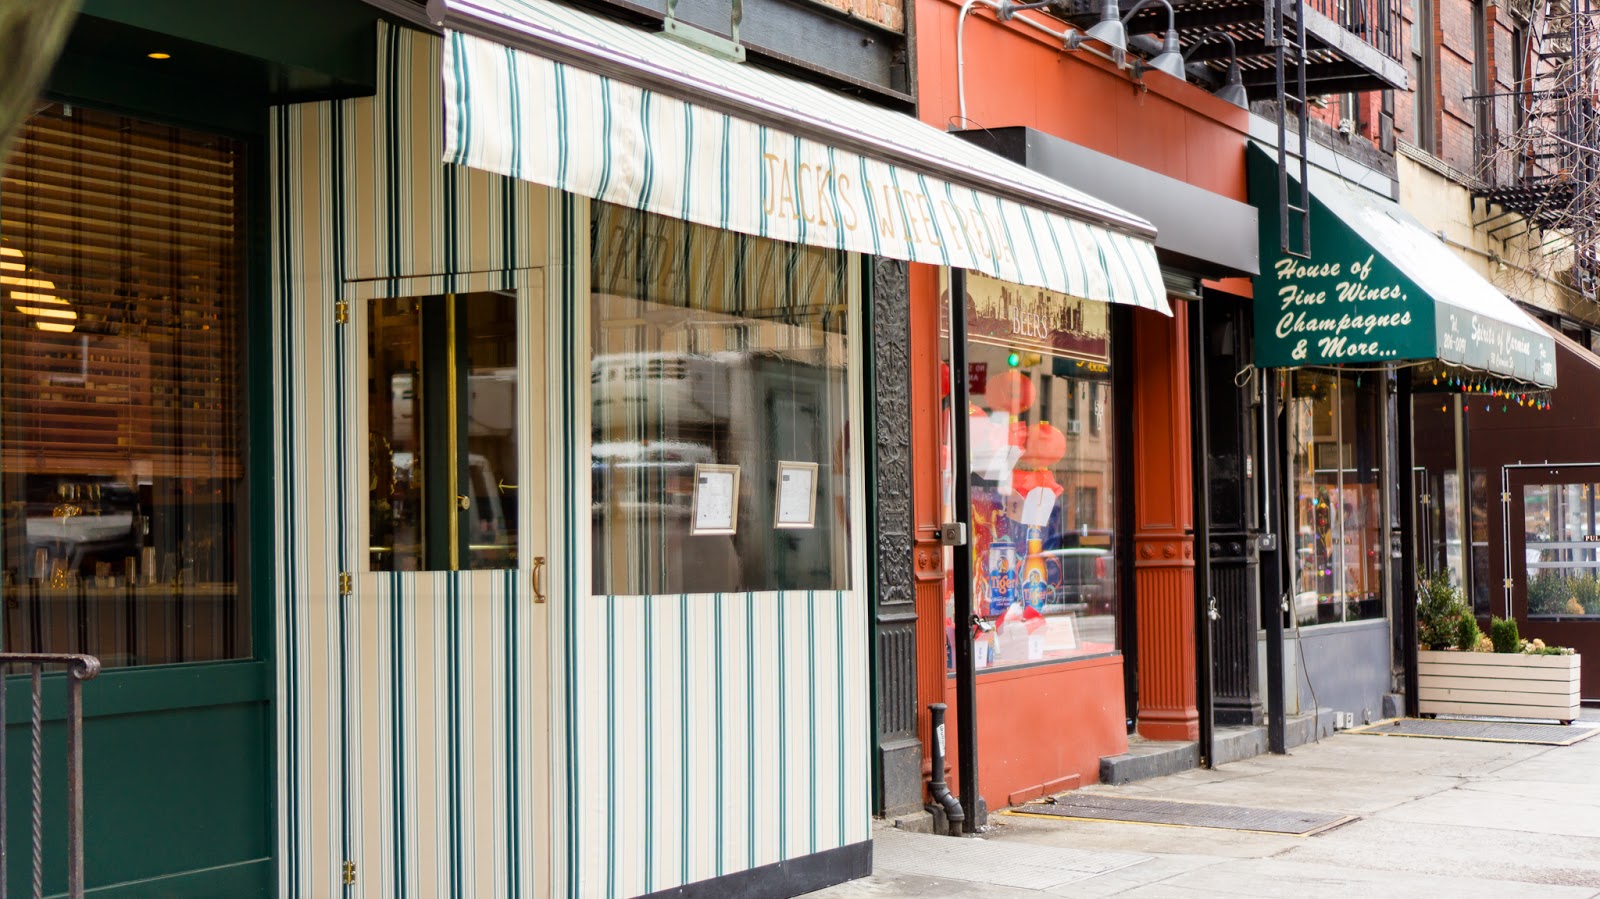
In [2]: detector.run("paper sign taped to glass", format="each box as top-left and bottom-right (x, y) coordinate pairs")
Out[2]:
(691, 464), (740, 535)
(774, 461), (818, 529)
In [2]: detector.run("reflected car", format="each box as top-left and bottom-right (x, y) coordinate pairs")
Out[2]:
(1031, 546), (1113, 615)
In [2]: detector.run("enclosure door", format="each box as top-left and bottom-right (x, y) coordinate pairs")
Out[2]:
(354, 278), (553, 897)
(1507, 463), (1600, 700)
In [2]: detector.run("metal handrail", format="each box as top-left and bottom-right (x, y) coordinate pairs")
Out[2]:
(0, 653), (100, 899)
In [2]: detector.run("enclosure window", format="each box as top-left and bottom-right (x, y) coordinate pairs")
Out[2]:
(367, 292), (519, 571)
(1, 105), (247, 668)
(589, 203), (854, 595)
(1287, 370), (1388, 625)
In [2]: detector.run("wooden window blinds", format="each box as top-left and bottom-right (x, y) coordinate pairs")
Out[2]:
(1, 104), (244, 480)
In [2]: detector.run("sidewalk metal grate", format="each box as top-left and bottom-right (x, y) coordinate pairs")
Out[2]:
(1347, 717), (1600, 746)
(872, 827), (1150, 890)
(1009, 794), (1353, 835)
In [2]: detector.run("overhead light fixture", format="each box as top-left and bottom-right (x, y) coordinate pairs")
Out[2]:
(1068, 0), (1127, 61)
(1084, 0), (1127, 54)
(1140, 20), (1186, 79)
(1124, 0), (1185, 82)
(1185, 32), (1249, 107)
(147, 52), (171, 60)
(1070, 0), (1185, 78)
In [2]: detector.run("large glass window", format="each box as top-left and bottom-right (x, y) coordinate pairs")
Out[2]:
(1287, 370), (1388, 625)
(589, 203), (854, 595)
(1, 105), (247, 667)
(367, 292), (519, 571)
(1523, 482), (1600, 618)
(942, 273), (1119, 671)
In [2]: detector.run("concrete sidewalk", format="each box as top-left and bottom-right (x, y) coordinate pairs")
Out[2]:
(811, 710), (1600, 897)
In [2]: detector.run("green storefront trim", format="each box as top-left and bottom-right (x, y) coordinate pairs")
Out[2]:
(0, 7), (313, 893)
(1247, 145), (1556, 387)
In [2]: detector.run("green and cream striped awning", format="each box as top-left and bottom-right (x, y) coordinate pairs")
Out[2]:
(430, 0), (1171, 313)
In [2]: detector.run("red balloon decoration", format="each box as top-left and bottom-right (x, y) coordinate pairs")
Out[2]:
(1018, 421), (1067, 470)
(984, 370), (1035, 415)
(1012, 467), (1064, 498)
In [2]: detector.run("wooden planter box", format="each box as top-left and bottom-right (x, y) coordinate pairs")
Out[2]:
(1418, 650), (1581, 724)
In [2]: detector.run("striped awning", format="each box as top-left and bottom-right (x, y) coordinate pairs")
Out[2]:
(430, 0), (1171, 314)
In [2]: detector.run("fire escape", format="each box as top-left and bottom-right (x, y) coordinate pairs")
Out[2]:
(1052, 0), (1408, 257)
(1470, 0), (1600, 299)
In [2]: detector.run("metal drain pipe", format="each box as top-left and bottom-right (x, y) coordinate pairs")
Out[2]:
(926, 703), (965, 835)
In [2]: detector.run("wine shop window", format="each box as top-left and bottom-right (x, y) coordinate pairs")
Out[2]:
(1, 105), (248, 668)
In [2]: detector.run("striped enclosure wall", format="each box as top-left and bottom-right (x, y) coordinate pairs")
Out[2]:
(271, 22), (872, 898)
(566, 589), (870, 897)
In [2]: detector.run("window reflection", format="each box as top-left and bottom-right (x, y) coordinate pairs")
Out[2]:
(1524, 482), (1600, 617)
(369, 298), (425, 570)
(367, 292), (519, 571)
(589, 204), (853, 595)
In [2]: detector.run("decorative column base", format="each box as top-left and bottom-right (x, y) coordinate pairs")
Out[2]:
(1134, 534), (1199, 742)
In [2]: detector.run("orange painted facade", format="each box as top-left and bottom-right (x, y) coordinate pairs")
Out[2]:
(942, 655), (1128, 805)
(909, 0), (1252, 810)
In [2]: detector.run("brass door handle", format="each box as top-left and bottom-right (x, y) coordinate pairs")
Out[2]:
(457, 494), (471, 510)
(532, 556), (546, 603)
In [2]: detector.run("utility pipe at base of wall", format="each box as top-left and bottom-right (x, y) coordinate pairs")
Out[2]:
(926, 703), (965, 836)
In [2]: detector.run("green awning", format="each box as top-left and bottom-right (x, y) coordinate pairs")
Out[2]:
(1247, 145), (1556, 388)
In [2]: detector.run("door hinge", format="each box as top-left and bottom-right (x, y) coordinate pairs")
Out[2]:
(1502, 491), (1512, 503)
(334, 301), (350, 325)
(1504, 577), (1514, 589)
(342, 860), (356, 885)
(338, 571), (353, 595)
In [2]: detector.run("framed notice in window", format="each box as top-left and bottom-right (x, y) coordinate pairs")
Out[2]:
(774, 461), (819, 529)
(691, 464), (741, 535)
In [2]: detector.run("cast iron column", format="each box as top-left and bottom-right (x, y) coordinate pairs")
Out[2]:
(868, 257), (924, 816)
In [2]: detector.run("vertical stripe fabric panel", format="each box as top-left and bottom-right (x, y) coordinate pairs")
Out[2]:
(567, 592), (870, 898)
(437, 0), (1170, 313)
(272, 22), (872, 899)
(271, 23), (549, 898)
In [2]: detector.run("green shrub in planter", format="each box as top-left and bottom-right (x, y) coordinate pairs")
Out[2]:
(1455, 614), (1482, 652)
(1490, 616), (1521, 654)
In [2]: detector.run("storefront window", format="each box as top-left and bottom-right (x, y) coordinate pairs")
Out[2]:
(1287, 371), (1388, 625)
(1, 105), (248, 667)
(1523, 482), (1600, 617)
(589, 203), (853, 595)
(942, 273), (1119, 671)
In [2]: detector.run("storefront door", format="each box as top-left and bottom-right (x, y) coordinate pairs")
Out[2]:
(1506, 463), (1600, 699)
(354, 277), (554, 895)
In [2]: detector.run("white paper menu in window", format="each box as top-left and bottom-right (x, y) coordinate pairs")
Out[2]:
(692, 464), (740, 535)
(774, 461), (819, 529)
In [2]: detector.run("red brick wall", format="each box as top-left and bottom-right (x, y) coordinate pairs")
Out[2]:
(1394, 0), (1524, 169)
